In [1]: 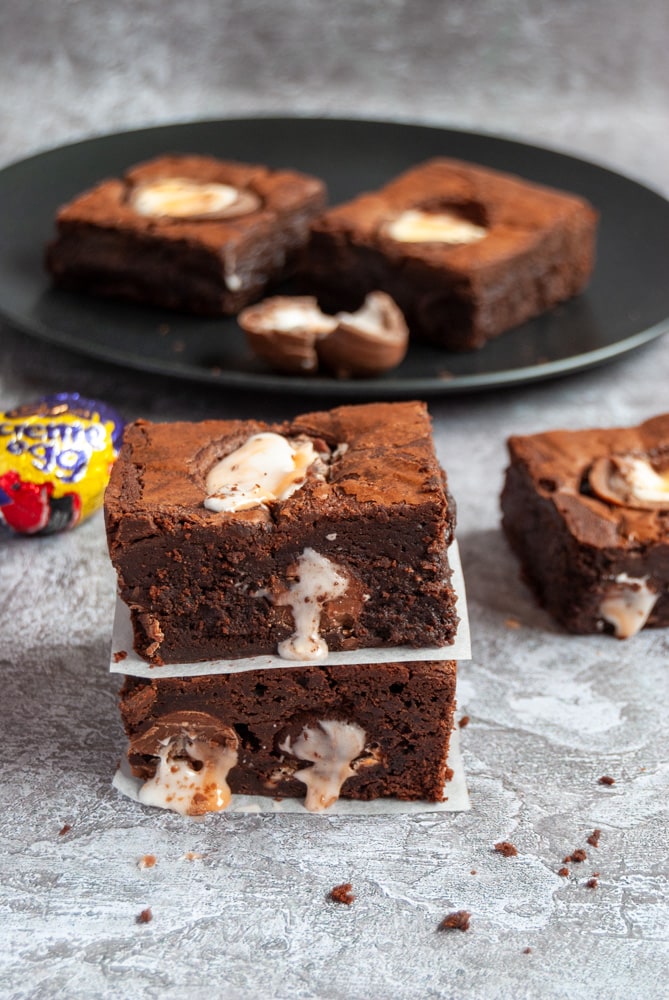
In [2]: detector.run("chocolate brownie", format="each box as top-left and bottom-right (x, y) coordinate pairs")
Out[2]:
(501, 413), (669, 636)
(46, 154), (326, 315)
(302, 158), (597, 350)
(119, 658), (457, 812)
(105, 401), (458, 665)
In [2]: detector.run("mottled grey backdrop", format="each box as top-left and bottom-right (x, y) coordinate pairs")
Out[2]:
(1, 2), (668, 999)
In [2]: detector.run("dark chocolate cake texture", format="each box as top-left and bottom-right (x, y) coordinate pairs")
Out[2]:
(106, 402), (462, 814)
(502, 413), (669, 637)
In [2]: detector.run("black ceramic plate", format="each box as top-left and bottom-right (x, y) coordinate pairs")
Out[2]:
(1, 118), (668, 398)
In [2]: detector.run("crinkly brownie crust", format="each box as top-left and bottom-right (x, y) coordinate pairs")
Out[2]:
(303, 157), (597, 350)
(46, 154), (326, 315)
(105, 401), (458, 664)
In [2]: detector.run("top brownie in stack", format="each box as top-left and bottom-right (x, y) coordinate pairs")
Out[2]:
(46, 154), (326, 315)
(303, 158), (598, 350)
(105, 401), (458, 665)
(502, 413), (669, 637)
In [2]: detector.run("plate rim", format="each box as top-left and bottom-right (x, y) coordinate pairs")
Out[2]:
(1, 115), (668, 398)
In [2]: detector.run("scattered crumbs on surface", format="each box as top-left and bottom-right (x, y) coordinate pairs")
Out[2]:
(58, 823), (72, 837)
(138, 855), (157, 869)
(158, 324), (170, 336)
(181, 851), (204, 862)
(598, 775), (615, 786)
(173, 339), (185, 353)
(558, 867), (570, 877)
(523, 947), (532, 954)
(438, 370), (455, 381)
(564, 849), (587, 864)
(505, 617), (521, 629)
(113, 650), (128, 663)
(329, 883), (355, 906)
(470, 870), (477, 876)
(136, 908), (153, 924)
(585, 878), (599, 889)
(438, 910), (471, 932)
(494, 841), (518, 858)
(587, 829), (602, 848)
(592, 872), (600, 877)
(458, 715), (470, 729)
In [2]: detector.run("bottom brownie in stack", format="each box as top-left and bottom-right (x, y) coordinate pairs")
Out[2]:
(119, 660), (457, 814)
(106, 400), (461, 814)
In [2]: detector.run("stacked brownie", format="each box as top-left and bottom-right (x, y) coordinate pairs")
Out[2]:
(106, 401), (463, 814)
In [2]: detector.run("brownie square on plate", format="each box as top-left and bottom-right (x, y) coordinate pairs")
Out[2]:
(46, 154), (326, 314)
(303, 157), (597, 350)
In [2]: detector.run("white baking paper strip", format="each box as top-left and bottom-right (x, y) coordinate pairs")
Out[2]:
(109, 540), (471, 678)
(112, 724), (470, 815)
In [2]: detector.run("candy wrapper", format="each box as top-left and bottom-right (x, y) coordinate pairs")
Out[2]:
(0, 393), (123, 535)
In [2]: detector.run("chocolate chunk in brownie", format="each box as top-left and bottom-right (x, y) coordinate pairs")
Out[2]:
(105, 401), (458, 665)
(46, 154), (326, 315)
(501, 413), (669, 636)
(119, 658), (457, 811)
(302, 158), (597, 350)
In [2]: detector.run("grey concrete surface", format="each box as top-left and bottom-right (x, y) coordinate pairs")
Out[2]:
(0, 2), (668, 998)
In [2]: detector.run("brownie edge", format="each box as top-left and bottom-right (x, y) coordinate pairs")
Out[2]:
(105, 401), (459, 665)
(120, 659), (457, 807)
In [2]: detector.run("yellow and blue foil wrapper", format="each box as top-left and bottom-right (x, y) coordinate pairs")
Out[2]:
(0, 393), (123, 534)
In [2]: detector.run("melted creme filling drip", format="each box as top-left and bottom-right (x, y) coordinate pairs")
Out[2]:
(204, 433), (323, 512)
(275, 548), (349, 660)
(599, 574), (659, 639)
(138, 735), (237, 816)
(279, 720), (367, 812)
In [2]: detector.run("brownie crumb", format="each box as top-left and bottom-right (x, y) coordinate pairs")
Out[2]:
(598, 775), (615, 786)
(136, 907), (153, 924)
(438, 910), (471, 932)
(505, 617), (521, 629)
(494, 841), (518, 857)
(58, 823), (72, 837)
(586, 829), (601, 848)
(585, 878), (599, 889)
(470, 870), (477, 875)
(458, 715), (470, 729)
(523, 947), (532, 954)
(138, 854), (157, 869)
(329, 883), (355, 906)
(558, 867), (570, 877)
(563, 849), (587, 864)
(113, 650), (128, 663)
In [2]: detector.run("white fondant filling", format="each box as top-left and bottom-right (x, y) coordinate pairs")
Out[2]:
(132, 178), (240, 218)
(204, 433), (321, 512)
(138, 737), (237, 815)
(599, 573), (659, 639)
(385, 209), (487, 245)
(611, 457), (669, 505)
